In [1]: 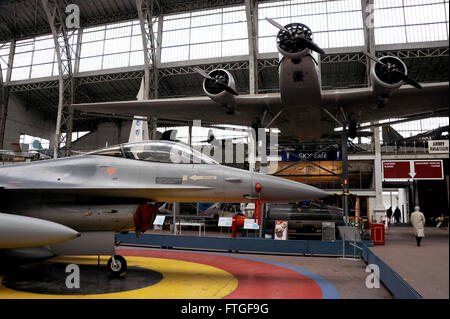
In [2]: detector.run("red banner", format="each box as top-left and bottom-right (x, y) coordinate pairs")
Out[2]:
(383, 160), (443, 180)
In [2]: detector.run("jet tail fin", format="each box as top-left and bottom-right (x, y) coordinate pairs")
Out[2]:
(382, 125), (404, 143)
(128, 79), (149, 143)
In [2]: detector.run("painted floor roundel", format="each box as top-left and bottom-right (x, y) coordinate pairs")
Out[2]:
(0, 248), (340, 299)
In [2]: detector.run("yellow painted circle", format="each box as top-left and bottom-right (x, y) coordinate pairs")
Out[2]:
(0, 256), (238, 299)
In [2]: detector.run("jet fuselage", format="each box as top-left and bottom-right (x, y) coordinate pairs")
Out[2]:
(0, 141), (327, 233)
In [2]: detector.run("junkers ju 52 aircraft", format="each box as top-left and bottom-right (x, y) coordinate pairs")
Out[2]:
(0, 140), (327, 277)
(73, 18), (449, 140)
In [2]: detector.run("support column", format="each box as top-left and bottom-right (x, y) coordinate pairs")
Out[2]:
(245, 0), (258, 94)
(372, 122), (385, 223)
(361, 0), (375, 86)
(341, 127), (349, 225)
(172, 202), (180, 235)
(248, 128), (256, 172)
(0, 65), (7, 149)
(136, 0), (159, 100)
(413, 180), (419, 208)
(149, 117), (157, 140)
(188, 123), (193, 148)
(41, 0), (77, 158)
(136, 0), (160, 141)
(0, 40), (14, 149)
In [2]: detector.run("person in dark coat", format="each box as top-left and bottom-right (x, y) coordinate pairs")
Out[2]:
(394, 206), (401, 224)
(386, 207), (393, 223)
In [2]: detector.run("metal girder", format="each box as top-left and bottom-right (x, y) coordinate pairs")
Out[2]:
(77, 71), (145, 85)
(136, 0), (160, 100)
(321, 53), (367, 64)
(378, 47), (449, 59)
(257, 58), (278, 70)
(160, 61), (249, 78)
(162, 0), (243, 15)
(41, 0), (77, 158)
(9, 80), (59, 92)
(245, 0), (258, 94)
(83, 11), (139, 29)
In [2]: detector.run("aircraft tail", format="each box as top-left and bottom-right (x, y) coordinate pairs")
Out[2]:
(382, 125), (404, 143)
(128, 79), (149, 143)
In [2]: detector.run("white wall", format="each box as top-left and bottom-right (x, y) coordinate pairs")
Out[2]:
(398, 188), (409, 223)
(3, 93), (55, 149)
(383, 191), (399, 210)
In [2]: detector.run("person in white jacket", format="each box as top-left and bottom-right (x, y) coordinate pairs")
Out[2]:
(410, 206), (425, 246)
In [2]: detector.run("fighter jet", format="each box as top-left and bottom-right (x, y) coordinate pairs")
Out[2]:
(0, 140), (326, 276)
(0, 142), (42, 162)
(73, 19), (448, 141)
(382, 124), (449, 146)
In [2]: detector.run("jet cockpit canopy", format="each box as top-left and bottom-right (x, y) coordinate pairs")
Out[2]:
(88, 140), (218, 165)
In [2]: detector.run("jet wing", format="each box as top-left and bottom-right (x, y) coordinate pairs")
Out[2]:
(321, 82), (449, 123)
(73, 94), (282, 126)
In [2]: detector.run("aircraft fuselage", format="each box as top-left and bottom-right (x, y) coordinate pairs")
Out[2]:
(0, 141), (327, 233)
(278, 53), (327, 139)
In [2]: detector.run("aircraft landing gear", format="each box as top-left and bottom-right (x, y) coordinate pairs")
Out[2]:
(107, 255), (127, 278)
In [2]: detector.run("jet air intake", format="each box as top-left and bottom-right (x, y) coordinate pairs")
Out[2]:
(195, 68), (239, 115)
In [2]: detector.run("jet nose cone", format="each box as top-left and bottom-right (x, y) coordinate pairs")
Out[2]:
(255, 174), (328, 202)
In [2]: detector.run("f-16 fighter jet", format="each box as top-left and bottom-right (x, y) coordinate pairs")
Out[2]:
(0, 140), (326, 276)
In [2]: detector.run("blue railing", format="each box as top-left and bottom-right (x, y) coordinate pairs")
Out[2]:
(116, 233), (357, 256)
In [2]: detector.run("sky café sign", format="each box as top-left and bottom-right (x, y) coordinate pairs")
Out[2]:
(281, 150), (342, 162)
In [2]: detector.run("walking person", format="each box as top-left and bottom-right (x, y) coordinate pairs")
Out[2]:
(394, 206), (401, 224)
(386, 206), (393, 227)
(410, 206), (425, 246)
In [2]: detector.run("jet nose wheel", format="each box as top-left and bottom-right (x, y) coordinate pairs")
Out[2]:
(107, 255), (127, 278)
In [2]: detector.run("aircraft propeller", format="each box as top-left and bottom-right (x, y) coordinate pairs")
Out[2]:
(265, 17), (325, 55)
(364, 52), (422, 89)
(193, 67), (239, 96)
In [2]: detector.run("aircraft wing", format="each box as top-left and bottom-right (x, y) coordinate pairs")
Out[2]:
(73, 94), (282, 126)
(321, 82), (449, 123)
(73, 82), (448, 136)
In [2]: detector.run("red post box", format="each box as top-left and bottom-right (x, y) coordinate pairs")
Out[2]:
(371, 223), (385, 245)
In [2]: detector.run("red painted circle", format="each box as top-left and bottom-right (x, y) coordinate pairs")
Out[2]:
(117, 248), (323, 299)
(255, 183), (262, 193)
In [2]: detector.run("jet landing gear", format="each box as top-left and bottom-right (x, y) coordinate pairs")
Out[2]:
(107, 255), (127, 278)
